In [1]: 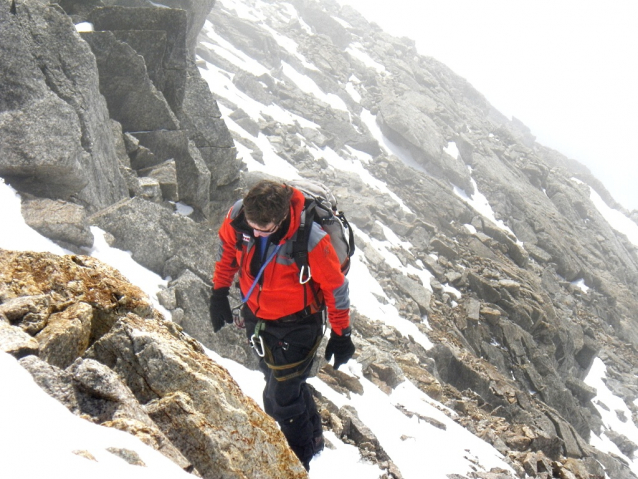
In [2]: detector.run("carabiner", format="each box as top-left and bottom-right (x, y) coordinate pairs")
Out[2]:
(251, 334), (266, 357)
(299, 265), (312, 284)
(232, 306), (245, 328)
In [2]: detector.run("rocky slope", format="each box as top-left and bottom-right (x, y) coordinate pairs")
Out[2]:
(0, 250), (306, 477)
(2, 0), (638, 478)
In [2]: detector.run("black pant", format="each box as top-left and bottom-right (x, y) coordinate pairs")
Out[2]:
(243, 307), (324, 466)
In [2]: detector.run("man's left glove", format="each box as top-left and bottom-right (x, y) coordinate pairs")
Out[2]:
(324, 326), (355, 370)
(210, 287), (233, 332)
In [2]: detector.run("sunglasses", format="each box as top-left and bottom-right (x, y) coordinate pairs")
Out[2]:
(247, 216), (286, 236)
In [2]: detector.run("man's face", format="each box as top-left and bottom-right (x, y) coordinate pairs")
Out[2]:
(247, 219), (280, 237)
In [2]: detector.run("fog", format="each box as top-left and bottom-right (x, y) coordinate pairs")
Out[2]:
(338, 0), (638, 212)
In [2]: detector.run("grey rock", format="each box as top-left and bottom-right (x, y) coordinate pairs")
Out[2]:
(392, 274), (432, 315)
(89, 196), (215, 281)
(467, 271), (502, 304)
(464, 298), (481, 321)
(21, 198), (94, 250)
(132, 130), (211, 216)
(0, 294), (51, 335)
(106, 447), (146, 466)
(138, 177), (163, 202)
(358, 347), (405, 390)
(168, 269), (213, 347)
(565, 376), (597, 404)
(138, 160), (179, 202)
(339, 405), (390, 463)
(81, 31), (179, 132)
(377, 93), (470, 187)
(208, 9), (282, 70)
(605, 430), (638, 458)
(430, 237), (458, 260)
(19, 355), (80, 412)
(0, 0), (128, 211)
(66, 0), (216, 56)
(69, 357), (151, 421)
(110, 119), (132, 168)
(88, 6), (191, 112)
(0, 323), (40, 359)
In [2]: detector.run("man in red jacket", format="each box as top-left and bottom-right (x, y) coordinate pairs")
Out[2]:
(210, 179), (355, 470)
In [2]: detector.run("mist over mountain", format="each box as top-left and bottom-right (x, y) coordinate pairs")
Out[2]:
(2, 0), (638, 478)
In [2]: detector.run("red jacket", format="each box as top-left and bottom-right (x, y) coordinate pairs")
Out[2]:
(212, 188), (350, 335)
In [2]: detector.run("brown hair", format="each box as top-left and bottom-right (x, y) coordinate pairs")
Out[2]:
(243, 180), (293, 227)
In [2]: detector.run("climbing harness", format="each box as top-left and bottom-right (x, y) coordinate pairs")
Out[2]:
(252, 309), (327, 382)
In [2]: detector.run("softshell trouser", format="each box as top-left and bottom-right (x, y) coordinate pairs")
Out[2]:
(244, 306), (324, 468)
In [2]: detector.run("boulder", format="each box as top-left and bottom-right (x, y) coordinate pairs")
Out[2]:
(138, 160), (179, 202)
(338, 405), (389, 463)
(168, 269), (214, 346)
(89, 196), (215, 281)
(0, 250), (156, 342)
(19, 353), (196, 472)
(19, 355), (80, 411)
(86, 313), (307, 478)
(392, 274), (432, 315)
(467, 271), (502, 304)
(21, 198), (94, 251)
(88, 6), (189, 111)
(179, 63), (238, 190)
(36, 302), (93, 369)
(59, 0), (215, 56)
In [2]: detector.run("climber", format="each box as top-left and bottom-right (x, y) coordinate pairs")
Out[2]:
(210, 179), (355, 470)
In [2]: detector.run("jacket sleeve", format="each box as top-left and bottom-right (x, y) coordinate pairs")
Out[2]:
(308, 234), (350, 335)
(212, 208), (240, 289)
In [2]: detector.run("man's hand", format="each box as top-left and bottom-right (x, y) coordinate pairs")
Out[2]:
(210, 287), (233, 332)
(324, 327), (355, 369)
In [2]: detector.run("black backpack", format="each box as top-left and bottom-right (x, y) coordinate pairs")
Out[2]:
(288, 179), (355, 283)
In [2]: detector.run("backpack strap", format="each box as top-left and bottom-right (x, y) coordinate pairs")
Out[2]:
(337, 210), (356, 257)
(292, 198), (326, 312)
(293, 198), (315, 284)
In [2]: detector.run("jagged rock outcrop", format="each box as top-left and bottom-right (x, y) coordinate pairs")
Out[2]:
(1, 0), (240, 352)
(0, 0), (129, 211)
(56, 0), (216, 55)
(1, 0), (238, 227)
(0, 249), (308, 478)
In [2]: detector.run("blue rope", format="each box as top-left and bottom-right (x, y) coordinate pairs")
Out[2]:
(241, 243), (282, 304)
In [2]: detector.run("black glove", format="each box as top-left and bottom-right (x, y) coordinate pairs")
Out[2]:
(324, 326), (355, 370)
(210, 287), (233, 332)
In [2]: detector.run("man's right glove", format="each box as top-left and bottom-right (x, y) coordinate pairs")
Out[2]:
(324, 326), (355, 370)
(210, 287), (233, 332)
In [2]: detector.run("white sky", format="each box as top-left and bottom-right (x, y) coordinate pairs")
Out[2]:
(337, 0), (638, 212)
